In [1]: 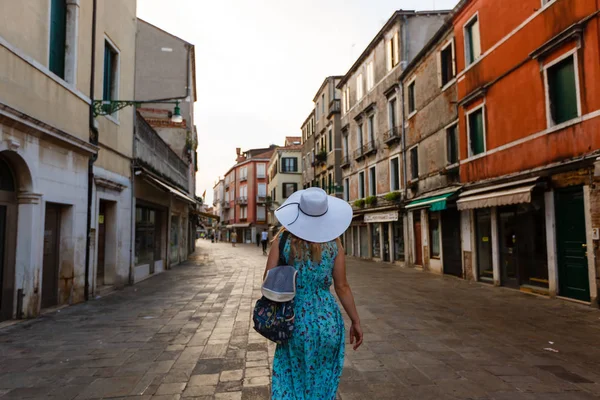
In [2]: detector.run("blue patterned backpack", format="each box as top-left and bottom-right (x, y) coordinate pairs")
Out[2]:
(253, 232), (296, 344)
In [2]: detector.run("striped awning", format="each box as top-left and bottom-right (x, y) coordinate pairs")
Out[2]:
(457, 178), (540, 211)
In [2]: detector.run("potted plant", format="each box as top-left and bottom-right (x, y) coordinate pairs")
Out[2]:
(365, 196), (377, 206)
(384, 192), (402, 202)
(316, 150), (328, 163)
(353, 199), (365, 208)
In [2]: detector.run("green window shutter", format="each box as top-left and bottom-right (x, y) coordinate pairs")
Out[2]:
(469, 110), (485, 155)
(103, 45), (112, 101)
(447, 126), (458, 163)
(548, 57), (578, 124)
(49, 0), (67, 78)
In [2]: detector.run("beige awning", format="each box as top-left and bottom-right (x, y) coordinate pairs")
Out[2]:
(457, 183), (537, 211)
(144, 174), (197, 205)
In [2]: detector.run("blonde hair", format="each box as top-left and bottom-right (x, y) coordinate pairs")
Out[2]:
(274, 227), (323, 263)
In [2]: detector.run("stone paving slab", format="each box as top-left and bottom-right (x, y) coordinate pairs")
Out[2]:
(0, 241), (599, 399)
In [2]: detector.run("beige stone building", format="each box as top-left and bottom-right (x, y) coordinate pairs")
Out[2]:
(132, 19), (198, 283)
(268, 137), (302, 230)
(0, 0), (137, 319)
(300, 111), (316, 189)
(338, 10), (449, 262)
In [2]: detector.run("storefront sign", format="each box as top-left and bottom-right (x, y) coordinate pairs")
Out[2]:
(364, 211), (399, 223)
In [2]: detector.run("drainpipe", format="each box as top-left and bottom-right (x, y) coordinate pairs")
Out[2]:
(400, 83), (408, 200)
(84, 0), (98, 302)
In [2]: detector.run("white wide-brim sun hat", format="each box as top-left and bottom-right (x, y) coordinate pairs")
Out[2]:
(274, 187), (353, 243)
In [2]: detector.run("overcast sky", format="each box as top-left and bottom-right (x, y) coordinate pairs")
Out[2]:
(137, 0), (460, 204)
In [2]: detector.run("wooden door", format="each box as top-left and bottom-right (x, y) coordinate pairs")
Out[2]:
(442, 209), (462, 277)
(42, 205), (60, 308)
(414, 216), (423, 266)
(555, 187), (590, 302)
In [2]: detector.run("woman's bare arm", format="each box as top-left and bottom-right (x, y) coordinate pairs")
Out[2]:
(333, 239), (363, 349)
(263, 236), (280, 280)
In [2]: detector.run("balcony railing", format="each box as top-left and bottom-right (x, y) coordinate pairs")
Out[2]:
(354, 146), (365, 160)
(236, 197), (248, 205)
(364, 140), (377, 156)
(256, 195), (268, 203)
(240, 175), (248, 182)
(383, 126), (401, 144)
(223, 202), (231, 209)
(341, 155), (351, 168)
(328, 99), (341, 117)
(135, 112), (189, 190)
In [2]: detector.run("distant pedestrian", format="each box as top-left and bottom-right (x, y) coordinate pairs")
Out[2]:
(265, 187), (362, 399)
(261, 229), (269, 255)
(256, 232), (260, 247)
(231, 231), (237, 247)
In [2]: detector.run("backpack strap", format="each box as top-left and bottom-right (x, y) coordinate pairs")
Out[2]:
(278, 231), (290, 266)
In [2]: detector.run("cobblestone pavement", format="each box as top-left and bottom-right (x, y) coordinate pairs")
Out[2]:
(1, 241), (600, 399)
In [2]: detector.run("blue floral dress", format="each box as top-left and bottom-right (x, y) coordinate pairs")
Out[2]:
(272, 236), (345, 400)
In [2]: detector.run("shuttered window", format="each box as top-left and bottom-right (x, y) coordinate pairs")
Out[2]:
(465, 16), (481, 66)
(440, 42), (456, 86)
(447, 124), (459, 164)
(369, 167), (376, 196)
(410, 147), (419, 180)
(359, 172), (365, 199)
(408, 81), (416, 114)
(390, 157), (400, 191)
(328, 129), (333, 152)
(547, 56), (578, 125)
(49, 0), (67, 78)
(103, 41), (119, 112)
(468, 108), (485, 156)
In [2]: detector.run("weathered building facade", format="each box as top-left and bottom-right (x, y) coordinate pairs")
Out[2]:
(213, 179), (225, 239)
(0, 0), (138, 319)
(312, 77), (344, 196)
(301, 112), (316, 189)
(450, 0), (600, 303)
(132, 19), (198, 283)
(222, 147), (273, 243)
(401, 25), (461, 277)
(338, 10), (449, 262)
(267, 137), (302, 230)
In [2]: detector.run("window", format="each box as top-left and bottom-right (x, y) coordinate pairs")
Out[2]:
(464, 15), (481, 66)
(328, 173), (333, 194)
(281, 157), (298, 173)
(430, 213), (440, 258)
(390, 157), (400, 191)
(344, 134), (350, 158)
(386, 31), (400, 71)
(272, 188), (277, 203)
(546, 54), (579, 126)
(135, 206), (161, 266)
(410, 146), (419, 180)
(257, 163), (266, 178)
(240, 167), (247, 180)
(407, 80), (416, 115)
(240, 206), (248, 219)
(367, 115), (375, 142)
(446, 124), (459, 164)
(367, 61), (374, 91)
(467, 107), (486, 156)
(369, 166), (376, 196)
(439, 41), (456, 87)
(258, 183), (267, 197)
(343, 86), (351, 113)
(328, 129), (333, 152)
(257, 206), (266, 221)
(343, 178), (350, 201)
(358, 172), (365, 199)
(49, 0), (67, 78)
(321, 176), (326, 189)
(103, 40), (119, 116)
(388, 98), (397, 130)
(321, 94), (325, 114)
(357, 124), (363, 149)
(239, 185), (248, 199)
(315, 102), (319, 120)
(356, 74), (364, 100)
(283, 183), (298, 198)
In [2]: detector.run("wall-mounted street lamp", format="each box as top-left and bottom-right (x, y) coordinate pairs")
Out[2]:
(93, 99), (183, 123)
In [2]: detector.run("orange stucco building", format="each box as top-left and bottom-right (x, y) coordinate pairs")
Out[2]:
(449, 0), (600, 304)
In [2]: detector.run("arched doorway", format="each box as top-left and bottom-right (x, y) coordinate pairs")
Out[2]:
(0, 156), (17, 321)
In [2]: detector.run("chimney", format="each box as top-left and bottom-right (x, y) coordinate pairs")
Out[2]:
(236, 147), (241, 156)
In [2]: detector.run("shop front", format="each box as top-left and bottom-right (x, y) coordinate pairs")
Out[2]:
(458, 178), (549, 292)
(364, 210), (403, 262)
(406, 188), (461, 274)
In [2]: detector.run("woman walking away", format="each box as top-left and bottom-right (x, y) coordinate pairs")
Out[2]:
(264, 187), (363, 400)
